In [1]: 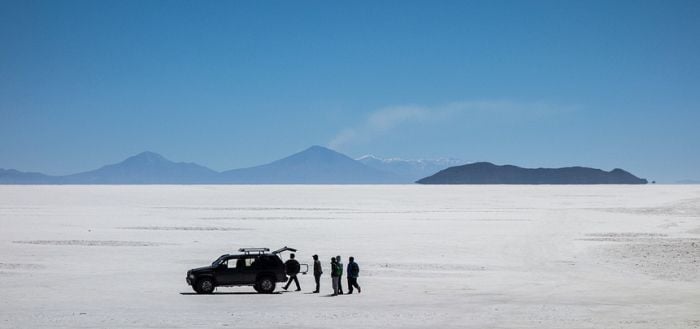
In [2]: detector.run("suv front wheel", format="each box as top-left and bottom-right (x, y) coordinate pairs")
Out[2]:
(256, 276), (275, 294)
(196, 277), (215, 294)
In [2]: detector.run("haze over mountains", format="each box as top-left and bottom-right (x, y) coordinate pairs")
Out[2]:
(0, 146), (648, 184)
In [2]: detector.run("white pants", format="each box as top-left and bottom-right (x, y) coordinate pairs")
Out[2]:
(332, 277), (339, 295)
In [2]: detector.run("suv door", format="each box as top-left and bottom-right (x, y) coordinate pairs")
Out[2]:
(214, 257), (240, 285)
(237, 256), (259, 284)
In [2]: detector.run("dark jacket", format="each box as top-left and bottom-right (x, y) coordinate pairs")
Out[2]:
(337, 262), (343, 276)
(284, 259), (300, 275)
(347, 261), (359, 278)
(331, 262), (341, 277)
(313, 260), (323, 276)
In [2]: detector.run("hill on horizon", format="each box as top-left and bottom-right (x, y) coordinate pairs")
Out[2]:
(59, 151), (219, 184)
(0, 168), (56, 184)
(417, 162), (648, 185)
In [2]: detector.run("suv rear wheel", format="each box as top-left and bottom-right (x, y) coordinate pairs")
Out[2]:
(197, 277), (215, 294)
(256, 276), (275, 294)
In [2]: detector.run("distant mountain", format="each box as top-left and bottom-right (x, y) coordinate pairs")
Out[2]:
(218, 145), (402, 184)
(676, 179), (700, 184)
(357, 155), (464, 182)
(60, 151), (218, 184)
(0, 169), (57, 184)
(417, 162), (648, 184)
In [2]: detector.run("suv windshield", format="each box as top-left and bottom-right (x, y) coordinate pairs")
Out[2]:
(212, 255), (227, 267)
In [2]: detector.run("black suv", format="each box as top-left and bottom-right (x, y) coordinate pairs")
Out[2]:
(186, 247), (299, 294)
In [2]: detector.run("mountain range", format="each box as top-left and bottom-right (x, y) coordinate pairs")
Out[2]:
(218, 146), (401, 184)
(356, 155), (464, 182)
(0, 152), (219, 184)
(60, 151), (219, 184)
(417, 162), (648, 184)
(0, 146), (648, 185)
(0, 146), (403, 184)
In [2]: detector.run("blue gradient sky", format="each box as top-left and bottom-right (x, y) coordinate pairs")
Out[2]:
(1, 0), (699, 182)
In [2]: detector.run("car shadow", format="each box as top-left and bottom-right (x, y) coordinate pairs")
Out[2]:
(180, 292), (281, 295)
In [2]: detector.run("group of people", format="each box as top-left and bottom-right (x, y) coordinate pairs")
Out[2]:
(283, 254), (361, 296)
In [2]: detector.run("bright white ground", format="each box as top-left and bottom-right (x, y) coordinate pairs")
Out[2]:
(0, 185), (699, 328)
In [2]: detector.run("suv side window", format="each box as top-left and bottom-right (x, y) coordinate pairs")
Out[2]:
(244, 257), (256, 267)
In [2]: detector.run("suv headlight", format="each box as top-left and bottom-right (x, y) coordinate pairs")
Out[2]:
(188, 273), (195, 279)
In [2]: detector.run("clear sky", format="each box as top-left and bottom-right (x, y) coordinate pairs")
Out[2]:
(1, 0), (699, 182)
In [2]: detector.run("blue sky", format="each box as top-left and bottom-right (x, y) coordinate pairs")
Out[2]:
(1, 0), (699, 182)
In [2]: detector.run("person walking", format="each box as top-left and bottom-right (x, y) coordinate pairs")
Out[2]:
(347, 256), (361, 294)
(330, 257), (340, 296)
(312, 254), (322, 293)
(336, 255), (344, 294)
(283, 253), (301, 291)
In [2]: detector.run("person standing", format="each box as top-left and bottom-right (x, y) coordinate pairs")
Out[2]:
(336, 255), (344, 294)
(347, 256), (361, 294)
(330, 257), (340, 296)
(283, 253), (301, 291)
(312, 254), (322, 293)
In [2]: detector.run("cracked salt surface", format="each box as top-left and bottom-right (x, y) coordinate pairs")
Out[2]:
(120, 226), (252, 231)
(12, 240), (169, 247)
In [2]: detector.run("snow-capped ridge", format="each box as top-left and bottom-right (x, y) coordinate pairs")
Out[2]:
(357, 155), (465, 181)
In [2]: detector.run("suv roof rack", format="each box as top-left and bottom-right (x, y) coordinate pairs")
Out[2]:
(238, 247), (270, 254)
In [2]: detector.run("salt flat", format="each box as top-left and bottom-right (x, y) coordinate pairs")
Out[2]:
(1, 185), (699, 328)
